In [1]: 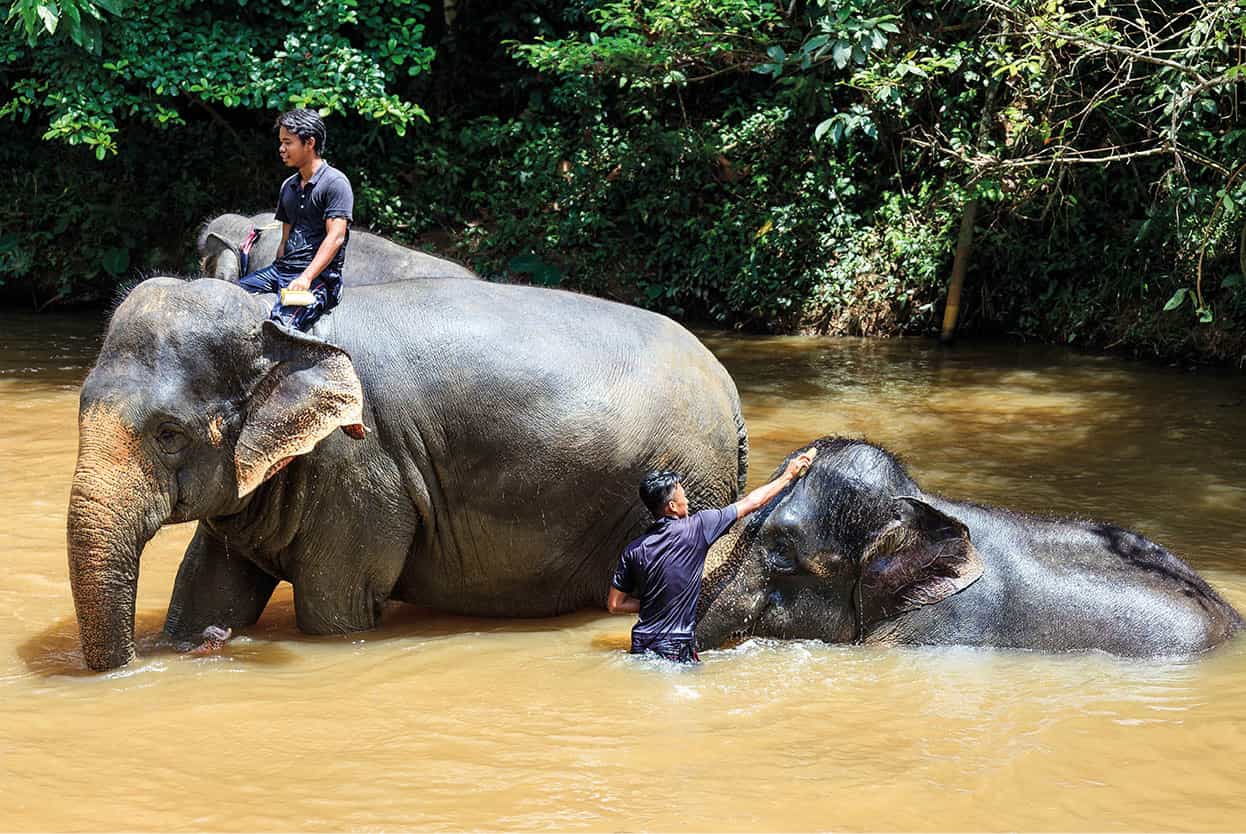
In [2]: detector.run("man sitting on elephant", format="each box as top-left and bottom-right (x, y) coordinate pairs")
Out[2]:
(608, 450), (815, 663)
(239, 109), (353, 332)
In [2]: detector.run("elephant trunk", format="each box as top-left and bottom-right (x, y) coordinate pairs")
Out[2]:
(67, 406), (168, 671)
(695, 525), (768, 650)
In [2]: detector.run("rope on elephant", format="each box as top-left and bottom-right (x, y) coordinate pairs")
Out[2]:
(240, 222), (284, 274)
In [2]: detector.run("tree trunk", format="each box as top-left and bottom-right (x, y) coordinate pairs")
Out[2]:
(940, 198), (978, 343)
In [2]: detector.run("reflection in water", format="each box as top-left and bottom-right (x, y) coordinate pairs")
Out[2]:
(2, 313), (1246, 830)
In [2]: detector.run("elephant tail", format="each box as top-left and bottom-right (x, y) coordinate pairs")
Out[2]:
(734, 399), (749, 498)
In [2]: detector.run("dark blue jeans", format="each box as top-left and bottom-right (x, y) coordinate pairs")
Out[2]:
(631, 635), (700, 663)
(238, 264), (341, 332)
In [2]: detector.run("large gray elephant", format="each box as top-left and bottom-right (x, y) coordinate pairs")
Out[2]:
(197, 212), (477, 283)
(68, 276), (748, 670)
(695, 437), (1241, 657)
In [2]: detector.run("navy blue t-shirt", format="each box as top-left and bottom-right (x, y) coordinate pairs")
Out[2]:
(274, 161), (353, 285)
(612, 506), (738, 651)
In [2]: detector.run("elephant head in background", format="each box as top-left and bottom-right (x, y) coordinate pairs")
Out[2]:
(695, 437), (1242, 658)
(197, 211), (478, 285)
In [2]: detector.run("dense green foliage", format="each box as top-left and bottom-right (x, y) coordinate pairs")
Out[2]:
(3, 0), (1245, 362)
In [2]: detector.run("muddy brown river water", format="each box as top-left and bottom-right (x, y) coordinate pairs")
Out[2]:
(2, 311), (1246, 831)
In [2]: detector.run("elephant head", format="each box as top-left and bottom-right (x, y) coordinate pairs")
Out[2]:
(696, 439), (983, 649)
(196, 212), (280, 282)
(68, 277), (365, 670)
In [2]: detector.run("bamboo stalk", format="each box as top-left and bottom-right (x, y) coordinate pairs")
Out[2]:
(940, 198), (979, 343)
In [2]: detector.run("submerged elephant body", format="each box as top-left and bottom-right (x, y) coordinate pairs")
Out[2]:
(696, 438), (1241, 657)
(69, 276), (746, 670)
(198, 211), (477, 284)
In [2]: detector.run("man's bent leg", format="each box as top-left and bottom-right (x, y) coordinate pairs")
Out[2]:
(269, 279), (330, 332)
(238, 264), (282, 294)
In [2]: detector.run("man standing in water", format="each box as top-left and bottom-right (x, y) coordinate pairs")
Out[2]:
(608, 449), (817, 663)
(239, 109), (353, 332)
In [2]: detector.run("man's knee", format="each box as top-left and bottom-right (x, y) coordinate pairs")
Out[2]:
(239, 268), (277, 294)
(270, 299), (327, 332)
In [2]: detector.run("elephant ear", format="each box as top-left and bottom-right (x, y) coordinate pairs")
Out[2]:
(202, 232), (241, 282)
(856, 496), (983, 626)
(235, 321), (366, 497)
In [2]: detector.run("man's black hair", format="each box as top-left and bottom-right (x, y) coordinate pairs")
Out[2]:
(276, 109), (327, 156)
(640, 470), (682, 518)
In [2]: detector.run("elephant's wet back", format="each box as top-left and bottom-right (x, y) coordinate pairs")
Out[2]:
(3, 311), (1246, 830)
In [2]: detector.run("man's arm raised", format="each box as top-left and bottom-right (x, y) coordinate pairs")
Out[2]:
(730, 447), (817, 520)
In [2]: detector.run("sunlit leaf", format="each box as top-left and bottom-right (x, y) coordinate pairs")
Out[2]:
(1163, 288), (1189, 311)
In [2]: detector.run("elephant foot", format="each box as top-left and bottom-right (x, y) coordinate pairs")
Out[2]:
(187, 625), (233, 655)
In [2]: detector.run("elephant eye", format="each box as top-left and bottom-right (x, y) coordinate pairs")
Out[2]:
(155, 423), (190, 455)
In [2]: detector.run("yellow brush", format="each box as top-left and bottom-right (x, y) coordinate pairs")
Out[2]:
(280, 288), (317, 307)
(795, 446), (819, 478)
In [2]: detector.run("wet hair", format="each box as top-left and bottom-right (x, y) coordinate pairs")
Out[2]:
(640, 470), (682, 518)
(275, 109), (326, 156)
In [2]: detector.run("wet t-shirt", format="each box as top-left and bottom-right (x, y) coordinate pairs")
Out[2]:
(612, 506), (738, 650)
(274, 161), (353, 285)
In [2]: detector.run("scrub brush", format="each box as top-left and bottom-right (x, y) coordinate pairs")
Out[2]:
(280, 288), (317, 307)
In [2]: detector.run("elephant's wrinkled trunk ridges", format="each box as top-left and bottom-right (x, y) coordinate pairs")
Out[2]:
(67, 405), (167, 671)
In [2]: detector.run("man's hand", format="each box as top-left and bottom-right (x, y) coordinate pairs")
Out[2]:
(285, 217), (347, 298)
(783, 447), (818, 480)
(731, 446), (819, 519)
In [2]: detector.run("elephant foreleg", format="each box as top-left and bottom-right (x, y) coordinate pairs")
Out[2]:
(291, 562), (393, 636)
(163, 523), (278, 647)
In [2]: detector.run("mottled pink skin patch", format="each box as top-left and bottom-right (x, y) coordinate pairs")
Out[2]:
(207, 415), (225, 447)
(190, 626), (232, 655)
(264, 456), (295, 481)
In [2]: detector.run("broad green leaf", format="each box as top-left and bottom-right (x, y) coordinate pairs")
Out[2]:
(803, 34), (829, 53)
(62, 0), (81, 28)
(831, 40), (851, 69)
(1163, 288), (1189, 311)
(101, 247), (129, 275)
(36, 4), (58, 35)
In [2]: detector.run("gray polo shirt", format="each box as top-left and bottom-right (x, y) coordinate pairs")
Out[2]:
(274, 161), (353, 284)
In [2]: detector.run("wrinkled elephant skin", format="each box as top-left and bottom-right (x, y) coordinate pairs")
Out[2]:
(695, 437), (1242, 657)
(67, 276), (747, 670)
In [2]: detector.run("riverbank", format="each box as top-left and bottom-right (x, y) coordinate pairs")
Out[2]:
(5, 260), (1245, 370)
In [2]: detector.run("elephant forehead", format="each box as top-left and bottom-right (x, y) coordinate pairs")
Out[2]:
(115, 277), (262, 329)
(106, 279), (263, 359)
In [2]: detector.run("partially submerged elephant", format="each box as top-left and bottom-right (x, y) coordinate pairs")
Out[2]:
(197, 211), (477, 283)
(696, 437), (1241, 657)
(68, 276), (748, 670)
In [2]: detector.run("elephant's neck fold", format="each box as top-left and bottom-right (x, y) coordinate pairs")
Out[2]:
(204, 464), (307, 566)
